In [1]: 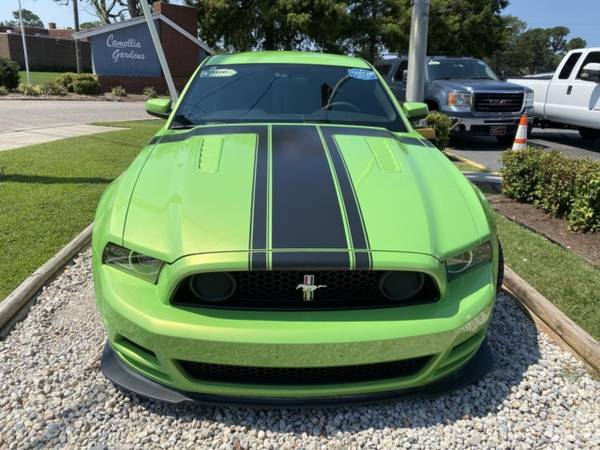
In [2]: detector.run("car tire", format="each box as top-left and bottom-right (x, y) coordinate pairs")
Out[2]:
(495, 134), (516, 147)
(578, 127), (600, 141)
(497, 242), (505, 293)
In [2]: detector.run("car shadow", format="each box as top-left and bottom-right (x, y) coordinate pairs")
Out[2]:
(127, 293), (543, 430)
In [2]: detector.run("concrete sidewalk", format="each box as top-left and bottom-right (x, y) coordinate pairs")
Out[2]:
(0, 100), (151, 151)
(0, 124), (124, 151)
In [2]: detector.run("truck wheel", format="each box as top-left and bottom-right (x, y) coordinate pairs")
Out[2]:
(578, 127), (600, 140)
(495, 134), (516, 147)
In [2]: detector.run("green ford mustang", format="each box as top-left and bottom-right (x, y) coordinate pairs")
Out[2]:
(92, 51), (502, 405)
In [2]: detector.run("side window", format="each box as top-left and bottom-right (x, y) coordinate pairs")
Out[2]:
(393, 61), (408, 82)
(576, 51), (600, 79)
(375, 63), (391, 76)
(558, 52), (582, 79)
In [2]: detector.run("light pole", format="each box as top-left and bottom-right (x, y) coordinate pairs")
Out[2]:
(139, 0), (178, 102)
(406, 0), (430, 102)
(17, 0), (31, 85)
(72, 0), (82, 73)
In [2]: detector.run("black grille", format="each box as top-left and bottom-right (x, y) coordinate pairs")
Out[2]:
(473, 92), (524, 113)
(172, 270), (439, 310)
(178, 356), (431, 385)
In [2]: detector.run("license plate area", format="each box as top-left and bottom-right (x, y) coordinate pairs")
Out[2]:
(490, 126), (507, 136)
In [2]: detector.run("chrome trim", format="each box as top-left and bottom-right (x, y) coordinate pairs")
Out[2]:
(470, 90), (526, 114)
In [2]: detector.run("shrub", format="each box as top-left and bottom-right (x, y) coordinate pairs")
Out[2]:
(111, 85), (127, 97)
(16, 83), (42, 96)
(54, 72), (77, 92)
(39, 81), (67, 96)
(502, 147), (544, 203)
(426, 112), (452, 150)
(502, 147), (600, 232)
(71, 73), (100, 95)
(143, 86), (157, 98)
(0, 58), (20, 90)
(0, 86), (9, 96)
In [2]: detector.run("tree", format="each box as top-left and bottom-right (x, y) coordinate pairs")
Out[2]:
(548, 26), (569, 53)
(2, 9), (44, 28)
(186, 0), (348, 52)
(566, 37), (587, 51)
(54, 0), (129, 24)
(79, 21), (102, 29)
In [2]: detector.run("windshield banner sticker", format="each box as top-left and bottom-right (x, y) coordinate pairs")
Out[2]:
(200, 67), (238, 78)
(347, 68), (377, 80)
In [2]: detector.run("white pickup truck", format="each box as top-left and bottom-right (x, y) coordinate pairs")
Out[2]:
(508, 48), (600, 140)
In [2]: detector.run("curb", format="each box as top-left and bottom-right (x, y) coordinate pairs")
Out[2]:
(445, 150), (494, 173)
(503, 266), (600, 373)
(0, 224), (93, 338)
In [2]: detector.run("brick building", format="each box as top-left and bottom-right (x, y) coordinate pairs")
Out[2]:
(73, 2), (213, 94)
(0, 24), (91, 72)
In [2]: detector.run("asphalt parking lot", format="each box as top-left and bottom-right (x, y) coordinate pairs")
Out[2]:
(0, 100), (150, 151)
(448, 128), (600, 172)
(0, 249), (598, 449)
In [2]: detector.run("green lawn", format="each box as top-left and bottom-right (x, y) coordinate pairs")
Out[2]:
(0, 120), (164, 300)
(19, 71), (63, 85)
(497, 214), (600, 341)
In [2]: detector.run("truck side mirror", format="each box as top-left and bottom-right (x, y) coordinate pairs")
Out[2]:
(581, 63), (600, 82)
(145, 98), (172, 118)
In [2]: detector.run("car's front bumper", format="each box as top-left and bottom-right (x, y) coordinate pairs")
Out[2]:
(93, 250), (497, 402)
(446, 111), (533, 136)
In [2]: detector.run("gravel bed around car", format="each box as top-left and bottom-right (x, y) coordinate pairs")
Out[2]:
(1, 249), (599, 450)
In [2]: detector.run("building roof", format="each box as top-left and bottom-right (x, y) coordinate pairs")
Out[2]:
(207, 51), (370, 68)
(73, 14), (213, 55)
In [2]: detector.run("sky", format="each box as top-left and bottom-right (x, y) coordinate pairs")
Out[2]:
(1, 0), (599, 47)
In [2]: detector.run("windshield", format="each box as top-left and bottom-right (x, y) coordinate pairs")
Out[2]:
(427, 59), (499, 81)
(172, 63), (406, 131)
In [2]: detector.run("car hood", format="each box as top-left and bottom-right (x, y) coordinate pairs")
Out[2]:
(123, 124), (485, 265)
(431, 79), (528, 92)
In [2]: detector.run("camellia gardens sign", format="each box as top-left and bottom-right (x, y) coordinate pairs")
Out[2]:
(73, 2), (213, 93)
(92, 21), (161, 76)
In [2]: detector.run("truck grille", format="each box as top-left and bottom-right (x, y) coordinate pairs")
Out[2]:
(178, 356), (432, 385)
(473, 92), (523, 113)
(172, 270), (439, 310)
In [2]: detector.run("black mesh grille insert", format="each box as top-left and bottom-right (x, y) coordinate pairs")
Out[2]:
(178, 356), (431, 385)
(172, 270), (439, 310)
(474, 92), (524, 113)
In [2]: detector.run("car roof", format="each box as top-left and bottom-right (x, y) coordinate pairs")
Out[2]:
(207, 51), (371, 69)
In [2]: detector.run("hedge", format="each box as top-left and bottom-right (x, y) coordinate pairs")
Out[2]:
(502, 147), (600, 232)
(426, 111), (452, 150)
(0, 58), (20, 90)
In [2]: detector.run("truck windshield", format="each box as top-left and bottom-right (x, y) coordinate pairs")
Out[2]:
(172, 63), (407, 132)
(427, 59), (499, 81)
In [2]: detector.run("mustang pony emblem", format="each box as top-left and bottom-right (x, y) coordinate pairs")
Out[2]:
(296, 274), (327, 301)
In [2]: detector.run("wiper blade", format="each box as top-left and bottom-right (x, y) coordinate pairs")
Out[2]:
(170, 123), (196, 129)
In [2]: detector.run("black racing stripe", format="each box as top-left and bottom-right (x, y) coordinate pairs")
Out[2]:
(157, 125), (267, 143)
(249, 126), (269, 270)
(421, 138), (437, 148)
(270, 125), (349, 268)
(270, 252), (351, 270)
(321, 127), (372, 270)
(397, 136), (428, 147)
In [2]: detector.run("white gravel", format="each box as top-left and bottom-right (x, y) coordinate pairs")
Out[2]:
(1, 248), (599, 449)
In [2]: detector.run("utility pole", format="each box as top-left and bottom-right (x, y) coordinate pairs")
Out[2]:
(406, 0), (430, 102)
(139, 0), (178, 102)
(73, 0), (82, 73)
(17, 0), (31, 85)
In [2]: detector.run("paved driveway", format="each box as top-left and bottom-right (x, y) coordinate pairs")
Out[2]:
(448, 128), (600, 172)
(0, 100), (151, 151)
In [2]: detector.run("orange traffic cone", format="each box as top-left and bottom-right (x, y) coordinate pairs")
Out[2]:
(512, 115), (528, 150)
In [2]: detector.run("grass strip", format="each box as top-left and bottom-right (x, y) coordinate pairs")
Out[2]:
(0, 120), (164, 300)
(496, 214), (600, 341)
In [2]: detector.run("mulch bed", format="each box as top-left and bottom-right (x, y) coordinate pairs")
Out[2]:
(489, 194), (600, 268)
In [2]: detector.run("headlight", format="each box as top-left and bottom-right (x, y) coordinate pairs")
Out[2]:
(446, 242), (492, 278)
(102, 243), (164, 284)
(524, 92), (534, 108)
(448, 92), (471, 108)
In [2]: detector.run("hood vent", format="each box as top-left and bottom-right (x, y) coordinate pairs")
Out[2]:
(197, 136), (224, 173)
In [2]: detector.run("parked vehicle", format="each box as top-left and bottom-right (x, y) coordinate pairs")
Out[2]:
(376, 56), (534, 143)
(508, 48), (600, 140)
(93, 51), (502, 405)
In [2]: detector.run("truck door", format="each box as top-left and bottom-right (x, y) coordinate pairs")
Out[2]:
(389, 59), (408, 102)
(546, 51), (600, 128)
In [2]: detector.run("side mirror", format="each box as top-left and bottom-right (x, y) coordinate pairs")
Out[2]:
(145, 98), (172, 118)
(581, 63), (600, 82)
(402, 102), (429, 121)
(402, 69), (408, 84)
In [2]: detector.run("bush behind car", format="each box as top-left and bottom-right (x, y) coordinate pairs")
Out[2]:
(0, 58), (20, 90)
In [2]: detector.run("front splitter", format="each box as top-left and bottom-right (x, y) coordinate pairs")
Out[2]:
(101, 341), (493, 408)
